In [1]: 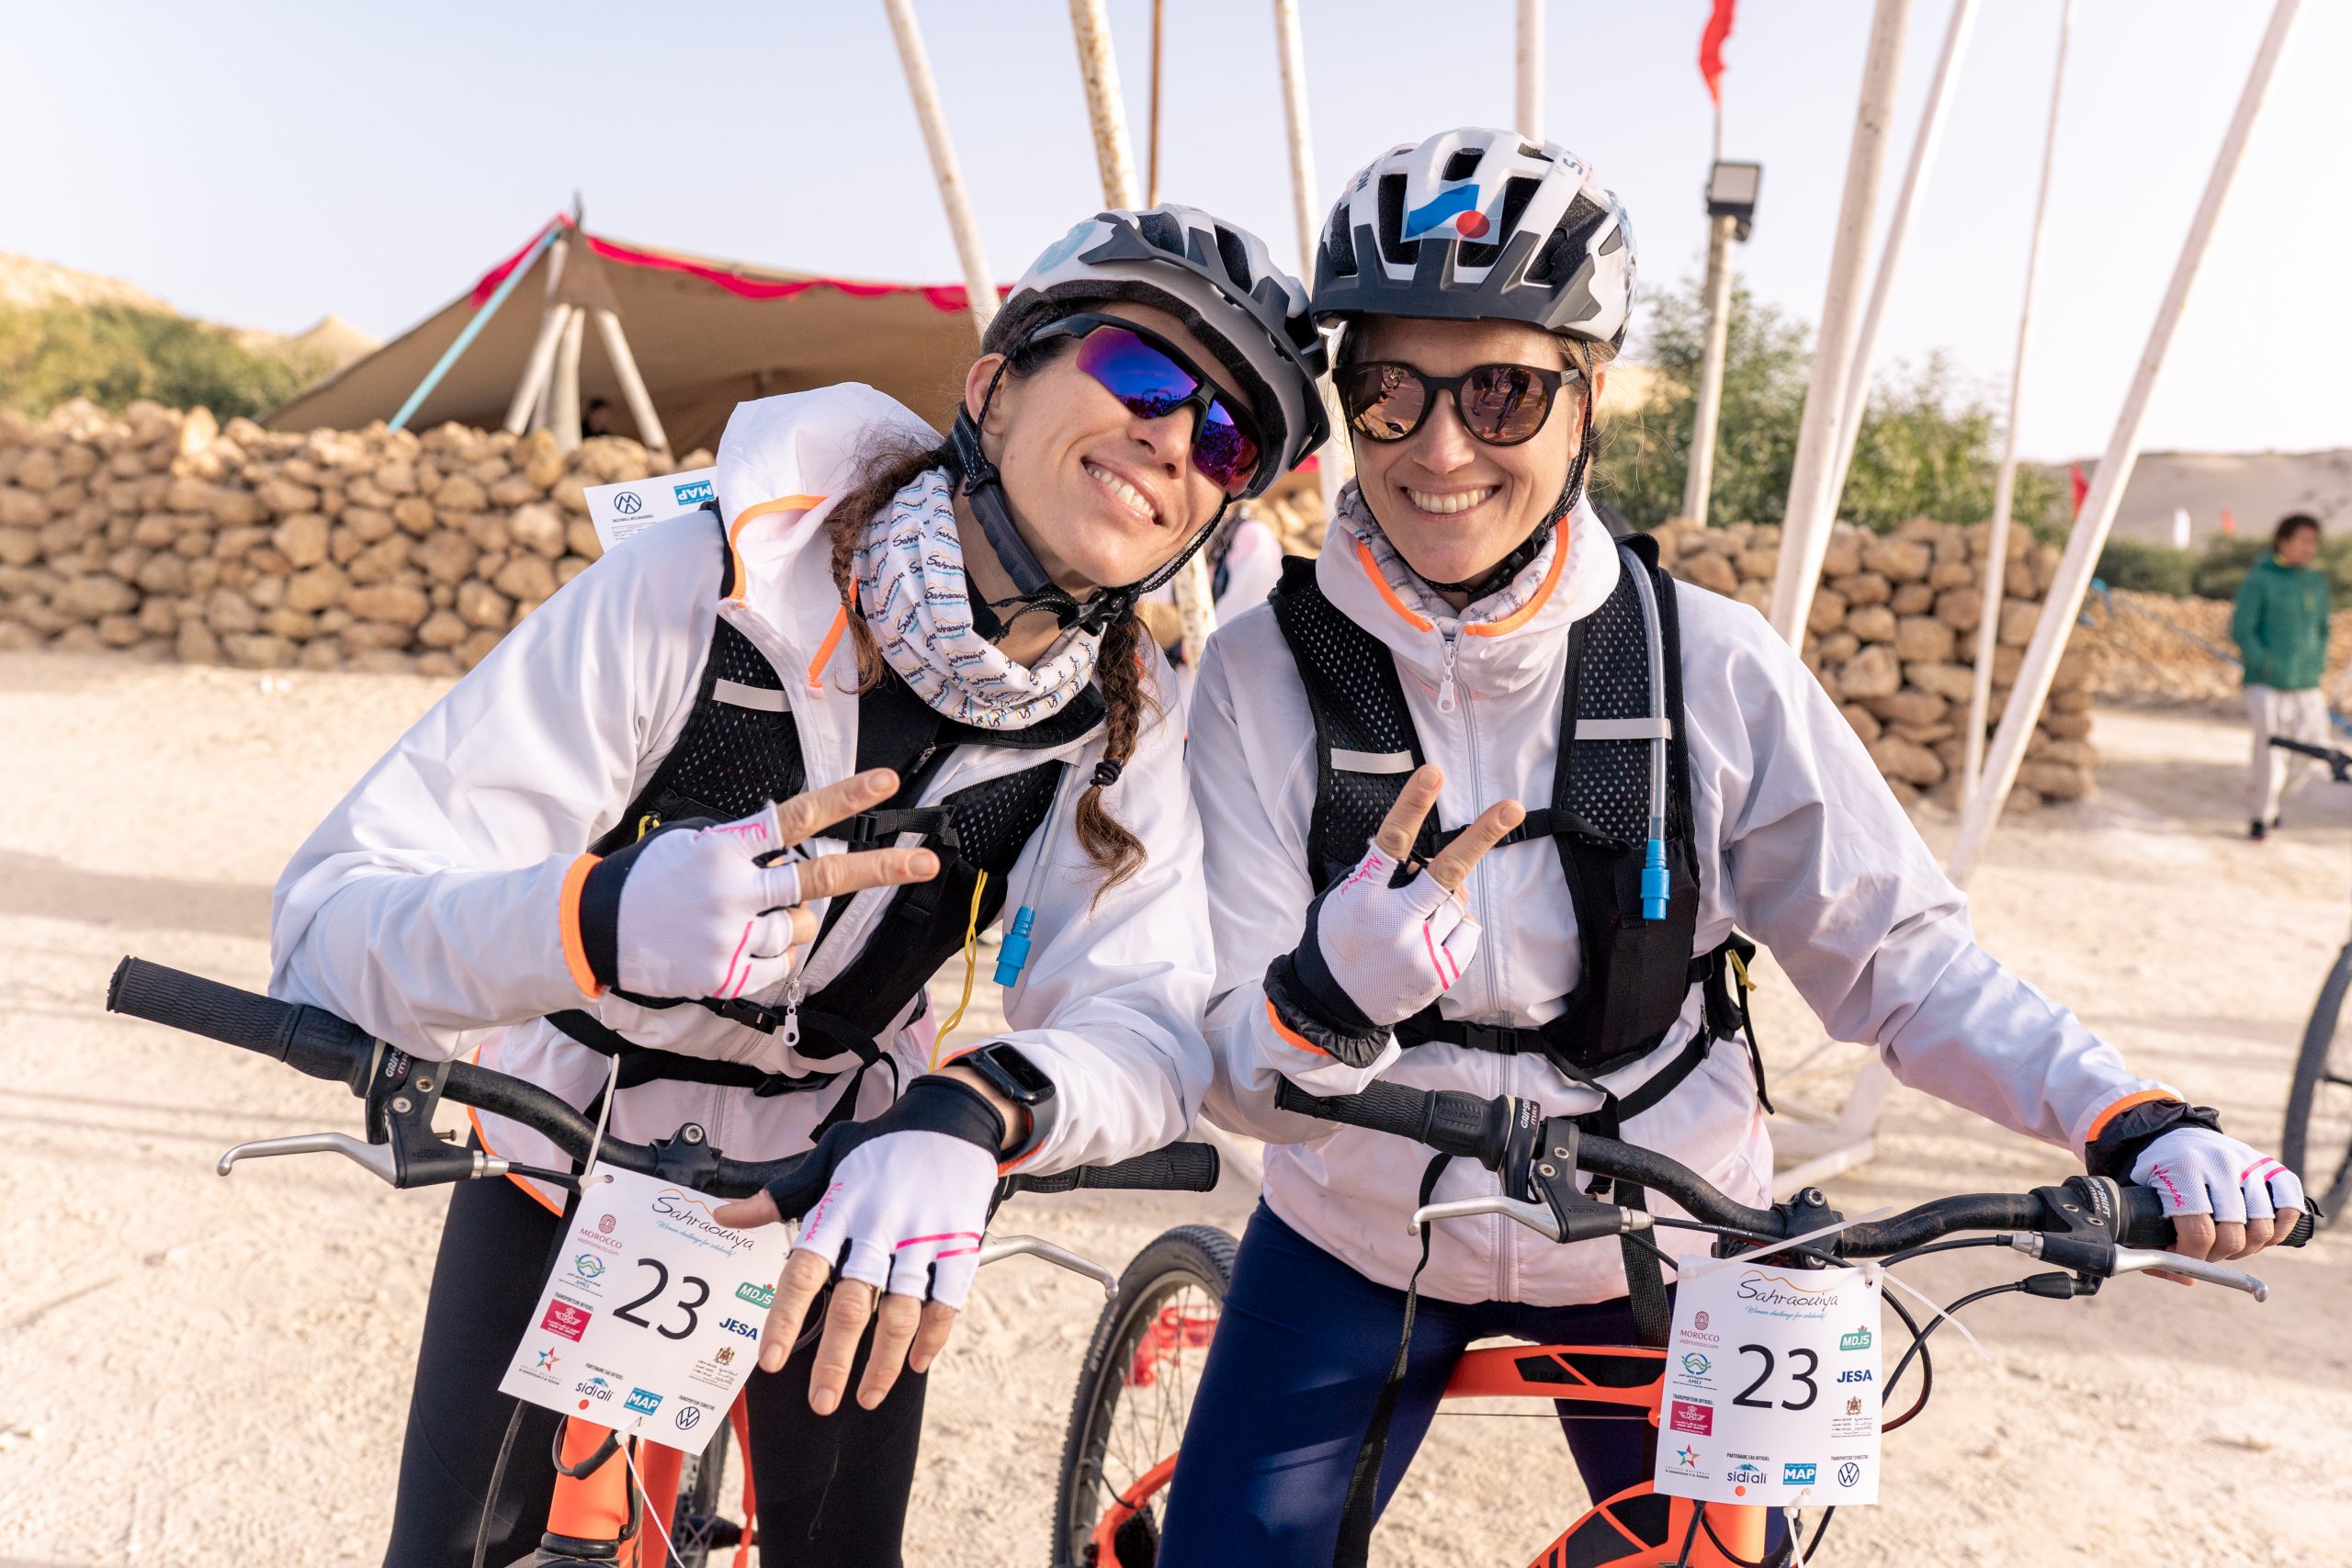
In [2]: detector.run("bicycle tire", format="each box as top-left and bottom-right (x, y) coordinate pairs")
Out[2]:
(2284, 940), (2352, 1224)
(1050, 1224), (1238, 1568)
(665, 1421), (741, 1568)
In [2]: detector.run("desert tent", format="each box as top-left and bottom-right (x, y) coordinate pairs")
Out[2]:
(266, 216), (995, 456)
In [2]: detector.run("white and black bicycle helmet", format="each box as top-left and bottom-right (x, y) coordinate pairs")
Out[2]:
(1311, 130), (1635, 595)
(954, 205), (1329, 634)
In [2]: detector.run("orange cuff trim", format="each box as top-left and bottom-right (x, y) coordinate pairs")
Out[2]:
(1265, 996), (1332, 1058)
(1353, 540), (1434, 633)
(558, 852), (605, 998)
(1466, 524), (1568, 637)
(725, 493), (826, 604)
(807, 604), (849, 691)
(2085, 1089), (2181, 1145)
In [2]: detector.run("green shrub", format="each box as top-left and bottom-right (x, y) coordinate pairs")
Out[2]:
(2095, 536), (2198, 597)
(0, 301), (317, 421)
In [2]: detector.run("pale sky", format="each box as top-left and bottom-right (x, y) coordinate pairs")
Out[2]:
(5, 1), (2345, 461)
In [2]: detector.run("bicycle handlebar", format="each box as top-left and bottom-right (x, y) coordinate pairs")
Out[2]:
(2268, 735), (2352, 780)
(1273, 1077), (2317, 1257)
(107, 956), (1221, 1204)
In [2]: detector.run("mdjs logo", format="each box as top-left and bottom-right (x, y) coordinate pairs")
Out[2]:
(673, 479), (716, 505)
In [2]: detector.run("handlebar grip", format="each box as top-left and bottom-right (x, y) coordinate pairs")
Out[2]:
(107, 957), (376, 1093)
(2116, 1183), (2320, 1248)
(1273, 1077), (1508, 1167)
(1002, 1141), (1222, 1197)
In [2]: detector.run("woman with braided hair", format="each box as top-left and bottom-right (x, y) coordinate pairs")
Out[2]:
(269, 203), (1328, 1567)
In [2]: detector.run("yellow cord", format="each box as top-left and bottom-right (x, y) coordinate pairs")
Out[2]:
(930, 871), (989, 1069)
(1728, 948), (1756, 992)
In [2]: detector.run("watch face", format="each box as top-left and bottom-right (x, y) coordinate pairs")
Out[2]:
(978, 1044), (1054, 1100)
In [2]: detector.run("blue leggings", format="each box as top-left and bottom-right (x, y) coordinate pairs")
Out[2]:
(1156, 1204), (1781, 1566)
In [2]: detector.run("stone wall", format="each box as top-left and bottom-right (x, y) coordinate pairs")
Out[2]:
(0, 397), (707, 676)
(1652, 516), (2098, 808)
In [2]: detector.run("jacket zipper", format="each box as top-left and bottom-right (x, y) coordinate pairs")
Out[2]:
(1435, 627), (1463, 715)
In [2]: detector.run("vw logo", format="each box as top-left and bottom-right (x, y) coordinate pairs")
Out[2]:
(1837, 1461), (1860, 1488)
(614, 491), (643, 515)
(675, 1404), (703, 1431)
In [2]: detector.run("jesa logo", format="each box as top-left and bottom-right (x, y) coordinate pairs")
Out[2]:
(1840, 1326), (1872, 1351)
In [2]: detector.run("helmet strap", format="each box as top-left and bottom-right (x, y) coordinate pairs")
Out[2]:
(1412, 389), (1595, 600)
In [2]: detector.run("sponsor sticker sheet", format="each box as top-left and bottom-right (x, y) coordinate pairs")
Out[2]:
(584, 468), (720, 553)
(499, 1163), (790, 1451)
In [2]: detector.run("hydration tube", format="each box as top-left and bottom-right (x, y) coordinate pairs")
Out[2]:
(994, 755), (1080, 987)
(1622, 547), (1673, 921)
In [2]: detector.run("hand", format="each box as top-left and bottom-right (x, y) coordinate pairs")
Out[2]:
(2130, 1127), (2306, 1284)
(710, 1077), (1006, 1413)
(583, 770), (936, 999)
(1279, 765), (1524, 1041)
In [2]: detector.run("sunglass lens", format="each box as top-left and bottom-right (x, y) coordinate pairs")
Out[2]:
(1339, 364), (1429, 442)
(1195, 403), (1261, 496)
(1460, 366), (1554, 444)
(1077, 327), (1194, 421)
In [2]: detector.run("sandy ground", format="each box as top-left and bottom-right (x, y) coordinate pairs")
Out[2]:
(2, 649), (2348, 1567)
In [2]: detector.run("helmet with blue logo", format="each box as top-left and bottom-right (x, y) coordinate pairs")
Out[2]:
(1311, 129), (1635, 347)
(989, 204), (1329, 493)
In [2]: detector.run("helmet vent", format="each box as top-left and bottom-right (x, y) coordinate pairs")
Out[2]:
(1375, 174), (1419, 267)
(1520, 141), (1549, 161)
(1214, 225), (1254, 291)
(1440, 148), (1483, 183)
(1528, 193), (1609, 287)
(1323, 209), (1360, 278)
(1136, 208), (1187, 257)
(1457, 175), (1541, 270)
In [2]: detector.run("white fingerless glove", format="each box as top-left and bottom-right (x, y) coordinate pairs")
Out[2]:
(2131, 1127), (2305, 1225)
(1263, 840), (1482, 1067)
(783, 1077), (1003, 1308)
(571, 804), (807, 1000)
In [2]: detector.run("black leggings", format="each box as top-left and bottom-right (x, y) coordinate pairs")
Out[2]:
(383, 1172), (927, 1568)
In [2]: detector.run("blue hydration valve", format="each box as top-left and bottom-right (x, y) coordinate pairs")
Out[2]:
(993, 905), (1037, 987)
(1640, 839), (1670, 921)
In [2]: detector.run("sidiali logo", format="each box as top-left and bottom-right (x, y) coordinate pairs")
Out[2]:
(1726, 1463), (1768, 1487)
(1840, 1326), (1872, 1351)
(650, 1189), (755, 1251)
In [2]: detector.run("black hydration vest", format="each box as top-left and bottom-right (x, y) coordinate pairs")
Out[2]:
(1268, 536), (1766, 1113)
(546, 516), (1097, 1113)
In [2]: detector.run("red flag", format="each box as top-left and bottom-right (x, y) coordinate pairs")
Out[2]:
(1700, 0), (1738, 107)
(2069, 463), (2088, 518)
(2222, 507), (2236, 536)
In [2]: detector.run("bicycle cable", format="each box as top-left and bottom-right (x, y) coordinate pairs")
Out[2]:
(472, 1402), (527, 1568)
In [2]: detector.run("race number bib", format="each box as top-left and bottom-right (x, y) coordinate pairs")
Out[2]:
(499, 1164), (792, 1451)
(1651, 1259), (1882, 1508)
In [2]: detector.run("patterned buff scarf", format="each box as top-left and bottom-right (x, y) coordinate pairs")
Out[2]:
(1339, 479), (1562, 626)
(852, 468), (1102, 729)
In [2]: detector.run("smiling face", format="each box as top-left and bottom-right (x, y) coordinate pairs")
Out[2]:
(1345, 316), (1597, 595)
(963, 302), (1248, 595)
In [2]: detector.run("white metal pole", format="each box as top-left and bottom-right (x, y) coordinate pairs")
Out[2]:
(1516, 0), (1544, 141)
(1765, 0), (1912, 646)
(594, 309), (672, 462)
(882, 0), (1000, 342)
(1826, 0), (1980, 509)
(1680, 212), (1737, 525)
(1949, 0), (2301, 884)
(1961, 0), (2072, 810)
(1272, 0), (1351, 524)
(1068, 0), (1142, 209)
(503, 233), (571, 435)
(550, 305), (586, 454)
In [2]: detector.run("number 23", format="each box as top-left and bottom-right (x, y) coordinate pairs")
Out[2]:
(615, 1258), (709, 1341)
(1732, 1344), (1819, 1411)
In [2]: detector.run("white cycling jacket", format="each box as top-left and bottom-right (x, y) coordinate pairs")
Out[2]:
(1191, 493), (2167, 1305)
(272, 385), (1213, 1205)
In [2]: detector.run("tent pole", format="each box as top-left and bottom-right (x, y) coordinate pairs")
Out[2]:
(550, 306), (586, 454)
(594, 309), (672, 463)
(1824, 0), (1980, 513)
(390, 220), (560, 433)
(1516, 0), (1543, 141)
(1764, 0), (1911, 647)
(1962, 0), (2072, 811)
(1949, 0), (2301, 884)
(1068, 0), (1141, 208)
(1271, 0), (1350, 524)
(1147, 0), (1166, 206)
(504, 232), (573, 435)
(1679, 212), (1737, 525)
(880, 0), (1000, 342)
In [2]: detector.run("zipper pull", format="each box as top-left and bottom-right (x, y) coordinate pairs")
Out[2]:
(780, 976), (804, 1052)
(1436, 630), (1462, 716)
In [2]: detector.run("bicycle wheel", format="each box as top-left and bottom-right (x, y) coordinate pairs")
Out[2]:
(2284, 940), (2352, 1224)
(1050, 1224), (1237, 1568)
(665, 1420), (742, 1568)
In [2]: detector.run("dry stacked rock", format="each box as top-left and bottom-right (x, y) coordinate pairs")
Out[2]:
(1653, 516), (2099, 809)
(0, 397), (709, 677)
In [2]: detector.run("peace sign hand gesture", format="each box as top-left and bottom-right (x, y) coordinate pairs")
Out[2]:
(1269, 765), (1523, 1063)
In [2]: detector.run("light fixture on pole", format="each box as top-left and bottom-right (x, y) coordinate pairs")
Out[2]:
(1679, 160), (1759, 527)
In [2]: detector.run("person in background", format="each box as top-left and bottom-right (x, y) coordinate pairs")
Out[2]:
(2233, 513), (2331, 840)
(582, 396), (618, 438)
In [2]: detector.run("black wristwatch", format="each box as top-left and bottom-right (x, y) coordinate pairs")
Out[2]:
(953, 1042), (1058, 1162)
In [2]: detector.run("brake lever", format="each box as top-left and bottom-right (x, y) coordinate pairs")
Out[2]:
(217, 1132), (510, 1187)
(1408, 1192), (1653, 1245)
(2111, 1244), (2269, 1302)
(972, 1235), (1119, 1298)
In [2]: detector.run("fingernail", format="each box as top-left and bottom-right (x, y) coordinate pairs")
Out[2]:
(760, 1347), (784, 1373)
(812, 1385), (838, 1414)
(863, 768), (895, 787)
(858, 1389), (881, 1410)
(911, 852), (938, 874)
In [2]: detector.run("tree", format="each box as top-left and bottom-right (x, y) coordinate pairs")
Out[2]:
(1597, 272), (2064, 537)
